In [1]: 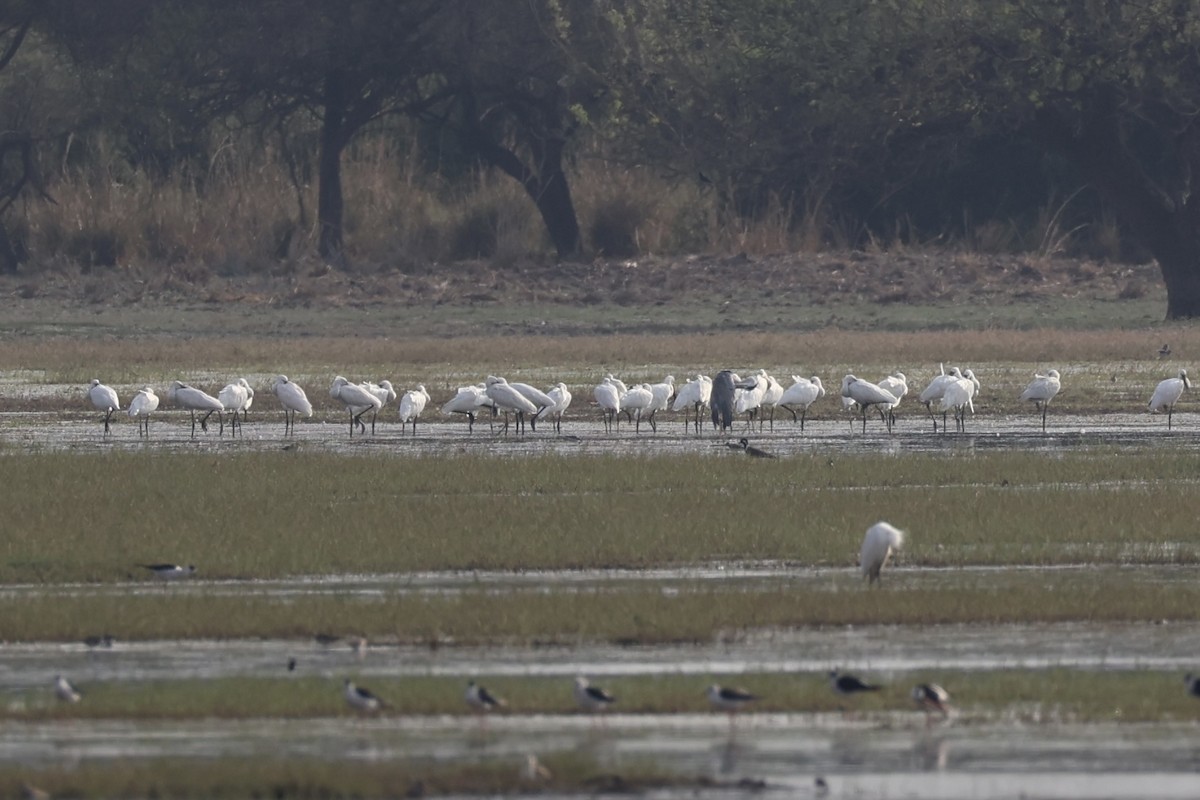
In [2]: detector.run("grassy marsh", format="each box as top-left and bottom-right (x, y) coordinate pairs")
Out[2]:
(2, 450), (1199, 582)
(10, 669), (1198, 724)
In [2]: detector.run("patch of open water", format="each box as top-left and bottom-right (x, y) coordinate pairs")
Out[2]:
(3, 715), (1199, 799)
(4, 409), (1199, 458)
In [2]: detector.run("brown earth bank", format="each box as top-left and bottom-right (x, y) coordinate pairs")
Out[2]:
(0, 250), (1162, 312)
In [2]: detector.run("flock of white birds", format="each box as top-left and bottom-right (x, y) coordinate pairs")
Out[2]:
(84, 364), (1192, 438)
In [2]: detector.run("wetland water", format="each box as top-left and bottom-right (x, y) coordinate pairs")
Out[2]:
(5, 406), (1200, 797)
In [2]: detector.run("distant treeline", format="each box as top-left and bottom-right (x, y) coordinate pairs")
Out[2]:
(2, 1), (1199, 316)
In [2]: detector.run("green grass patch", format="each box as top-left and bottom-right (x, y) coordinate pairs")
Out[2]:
(11, 669), (1199, 724)
(1, 569), (1197, 641)
(2, 450), (1200, 584)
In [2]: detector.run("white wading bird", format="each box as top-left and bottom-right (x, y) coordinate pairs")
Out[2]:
(330, 376), (382, 438)
(860, 521), (904, 586)
(595, 378), (622, 433)
(646, 375), (675, 431)
(442, 384), (495, 433)
(1019, 368), (1061, 433)
(486, 376), (539, 434)
(127, 386), (160, 438)
(271, 375), (312, 434)
(168, 381), (224, 437)
(359, 380), (396, 434)
(877, 371), (909, 427)
(779, 376), (825, 432)
(218, 379), (253, 436)
(841, 375), (899, 434)
(88, 379), (120, 435)
(672, 374), (711, 434)
(54, 675), (81, 703)
(621, 383), (655, 433)
(940, 371), (978, 433)
(919, 365), (962, 431)
(508, 382), (555, 431)
(760, 372), (785, 430)
(1149, 369), (1190, 430)
(397, 385), (431, 435)
(536, 382), (573, 433)
(735, 370), (769, 430)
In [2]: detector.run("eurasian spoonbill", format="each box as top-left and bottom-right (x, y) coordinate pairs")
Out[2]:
(779, 376), (825, 431)
(398, 385), (431, 434)
(877, 371), (908, 427)
(860, 521), (904, 585)
(218, 379), (253, 436)
(735, 371), (768, 430)
(88, 379), (120, 435)
(672, 374), (711, 433)
(594, 378), (622, 433)
(168, 381), (224, 437)
(508, 382), (555, 430)
(1149, 369), (1190, 429)
(360, 380), (396, 433)
(536, 382), (573, 432)
(621, 383), (655, 432)
(271, 375), (313, 434)
(760, 372), (785, 430)
(1019, 369), (1061, 433)
(127, 387), (159, 437)
(919, 365), (961, 431)
(940, 373), (977, 432)
(646, 375), (675, 429)
(442, 384), (494, 433)
(486, 376), (539, 434)
(841, 375), (899, 433)
(330, 376), (382, 437)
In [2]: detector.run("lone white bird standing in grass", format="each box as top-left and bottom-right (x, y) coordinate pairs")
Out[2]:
(1019, 369), (1061, 433)
(860, 521), (904, 586)
(127, 386), (159, 437)
(271, 376), (312, 434)
(88, 379), (121, 435)
(54, 675), (81, 703)
(397, 385), (431, 435)
(1149, 369), (1190, 430)
(168, 381), (225, 437)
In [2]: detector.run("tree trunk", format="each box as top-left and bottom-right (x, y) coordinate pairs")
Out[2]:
(461, 115), (582, 258)
(317, 71), (349, 265)
(1040, 106), (1200, 319)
